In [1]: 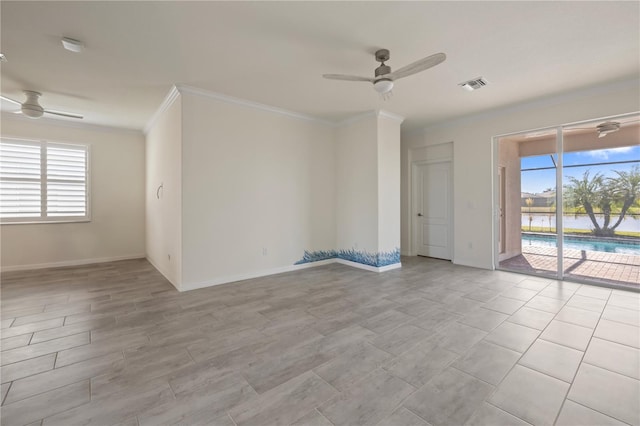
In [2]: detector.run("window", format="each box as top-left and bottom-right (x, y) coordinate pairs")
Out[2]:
(0, 139), (89, 223)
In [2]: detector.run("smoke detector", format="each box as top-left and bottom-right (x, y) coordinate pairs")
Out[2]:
(459, 77), (488, 91)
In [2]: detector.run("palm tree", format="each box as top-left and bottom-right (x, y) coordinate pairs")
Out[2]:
(525, 197), (534, 231)
(564, 166), (639, 237)
(608, 165), (640, 232)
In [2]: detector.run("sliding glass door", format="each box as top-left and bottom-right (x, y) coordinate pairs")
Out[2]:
(497, 113), (639, 289)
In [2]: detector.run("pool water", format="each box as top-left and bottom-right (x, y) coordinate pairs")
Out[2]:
(522, 233), (640, 255)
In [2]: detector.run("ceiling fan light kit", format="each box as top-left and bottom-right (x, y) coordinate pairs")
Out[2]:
(323, 49), (446, 100)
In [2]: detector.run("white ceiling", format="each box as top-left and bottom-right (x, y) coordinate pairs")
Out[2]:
(1, 1), (639, 132)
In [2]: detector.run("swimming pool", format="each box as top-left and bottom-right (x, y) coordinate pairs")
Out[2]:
(522, 233), (640, 255)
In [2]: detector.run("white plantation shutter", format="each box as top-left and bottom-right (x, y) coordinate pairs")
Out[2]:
(0, 141), (42, 218)
(0, 139), (89, 222)
(46, 144), (87, 217)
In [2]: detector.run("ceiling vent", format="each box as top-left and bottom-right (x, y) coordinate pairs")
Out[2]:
(459, 77), (488, 91)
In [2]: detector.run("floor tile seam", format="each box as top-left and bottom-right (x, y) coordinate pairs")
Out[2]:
(1, 306), (46, 320)
(494, 363), (571, 426)
(226, 411), (238, 426)
(1, 381), (12, 406)
(345, 366), (421, 423)
(481, 331), (539, 355)
(1, 331), (91, 365)
(54, 343), (128, 369)
(455, 315), (508, 334)
(400, 405), (433, 426)
(12, 310), (89, 328)
(515, 347), (583, 385)
(310, 365), (343, 394)
(580, 359), (640, 382)
(552, 316), (598, 329)
(308, 370), (355, 420)
(599, 315), (640, 328)
(312, 408), (335, 426)
(482, 401), (536, 425)
(550, 289), (608, 425)
(563, 396), (634, 426)
(2, 376), (92, 412)
(589, 334), (640, 352)
(449, 364), (503, 388)
(3, 366), (126, 406)
(2, 320), (65, 338)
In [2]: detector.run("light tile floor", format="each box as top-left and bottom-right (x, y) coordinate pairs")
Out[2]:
(1, 256), (639, 426)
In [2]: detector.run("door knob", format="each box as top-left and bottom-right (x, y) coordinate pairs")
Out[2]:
(417, 213), (423, 216)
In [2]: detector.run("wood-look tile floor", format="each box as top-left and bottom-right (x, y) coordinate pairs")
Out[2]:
(1, 257), (639, 426)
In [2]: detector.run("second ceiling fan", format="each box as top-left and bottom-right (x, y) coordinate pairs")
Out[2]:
(1, 90), (83, 119)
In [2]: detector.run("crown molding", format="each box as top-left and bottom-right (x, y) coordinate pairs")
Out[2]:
(335, 109), (405, 127)
(378, 110), (405, 123)
(1, 111), (143, 136)
(175, 84), (335, 127)
(335, 110), (377, 127)
(143, 85), (181, 135)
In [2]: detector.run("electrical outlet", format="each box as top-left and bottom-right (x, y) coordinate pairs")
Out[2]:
(168, 254), (171, 261)
(468, 242), (473, 249)
(262, 248), (268, 256)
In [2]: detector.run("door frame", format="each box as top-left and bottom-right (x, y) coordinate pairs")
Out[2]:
(410, 158), (454, 259)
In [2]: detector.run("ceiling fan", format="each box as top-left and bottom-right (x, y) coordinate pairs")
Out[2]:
(323, 49), (446, 99)
(566, 118), (640, 138)
(0, 90), (83, 119)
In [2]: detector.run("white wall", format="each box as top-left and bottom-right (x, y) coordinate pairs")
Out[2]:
(401, 79), (640, 269)
(0, 115), (145, 270)
(335, 114), (379, 253)
(180, 90), (336, 289)
(145, 94), (182, 287)
(377, 114), (402, 253)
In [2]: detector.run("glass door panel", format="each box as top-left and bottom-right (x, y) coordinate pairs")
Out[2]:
(562, 118), (640, 288)
(497, 132), (559, 279)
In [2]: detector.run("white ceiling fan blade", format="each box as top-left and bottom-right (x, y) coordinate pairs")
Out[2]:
(323, 74), (375, 82)
(387, 52), (446, 80)
(44, 109), (83, 119)
(0, 94), (22, 105)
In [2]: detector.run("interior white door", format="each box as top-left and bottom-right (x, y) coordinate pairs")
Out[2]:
(414, 161), (452, 260)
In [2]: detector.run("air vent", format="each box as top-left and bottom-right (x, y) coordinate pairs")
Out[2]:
(459, 77), (488, 91)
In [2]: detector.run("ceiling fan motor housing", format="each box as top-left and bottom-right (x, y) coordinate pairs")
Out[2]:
(375, 64), (391, 77)
(21, 91), (44, 118)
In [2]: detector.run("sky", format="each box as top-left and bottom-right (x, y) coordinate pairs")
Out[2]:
(521, 146), (639, 194)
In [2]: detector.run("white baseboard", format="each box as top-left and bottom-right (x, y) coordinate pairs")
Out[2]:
(452, 257), (492, 270)
(180, 259), (336, 292)
(1, 254), (146, 273)
(335, 259), (402, 272)
(145, 255), (181, 291)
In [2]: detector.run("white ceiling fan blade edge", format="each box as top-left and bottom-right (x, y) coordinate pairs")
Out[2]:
(323, 74), (374, 82)
(44, 109), (84, 119)
(1, 95), (22, 105)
